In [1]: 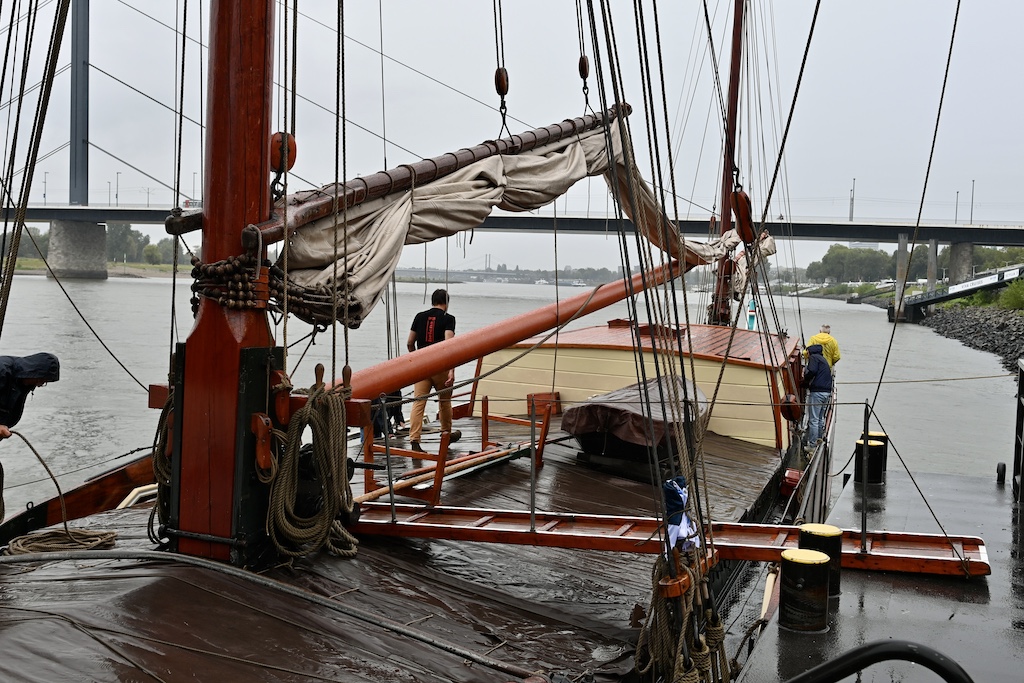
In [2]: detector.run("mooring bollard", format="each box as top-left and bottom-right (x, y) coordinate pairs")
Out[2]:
(779, 548), (830, 632)
(799, 523), (843, 597)
(853, 439), (886, 484)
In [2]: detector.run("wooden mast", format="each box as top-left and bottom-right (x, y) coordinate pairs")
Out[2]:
(173, 0), (275, 561)
(709, 0), (745, 326)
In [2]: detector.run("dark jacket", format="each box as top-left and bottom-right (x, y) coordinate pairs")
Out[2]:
(802, 344), (832, 393)
(0, 353), (60, 428)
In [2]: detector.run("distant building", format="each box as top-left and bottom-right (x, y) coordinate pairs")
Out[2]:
(850, 241), (880, 251)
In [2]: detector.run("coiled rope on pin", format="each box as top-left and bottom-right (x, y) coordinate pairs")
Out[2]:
(148, 392), (174, 544)
(3, 431), (117, 555)
(266, 375), (357, 559)
(635, 553), (699, 681)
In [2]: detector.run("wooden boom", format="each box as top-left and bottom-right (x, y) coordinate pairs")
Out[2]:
(347, 260), (688, 400)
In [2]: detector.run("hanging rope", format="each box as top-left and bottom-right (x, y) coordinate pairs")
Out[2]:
(491, 0), (510, 138)
(0, 0), (70, 339)
(3, 430), (118, 555)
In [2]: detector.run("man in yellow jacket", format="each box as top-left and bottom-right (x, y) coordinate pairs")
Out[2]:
(806, 324), (840, 368)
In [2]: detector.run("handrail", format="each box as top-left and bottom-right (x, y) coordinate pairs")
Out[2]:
(784, 640), (973, 683)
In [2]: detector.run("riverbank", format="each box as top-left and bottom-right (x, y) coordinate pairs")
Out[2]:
(15, 266), (175, 278)
(921, 305), (1024, 373)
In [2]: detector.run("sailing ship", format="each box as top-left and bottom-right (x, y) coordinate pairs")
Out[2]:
(0, 2), (1015, 682)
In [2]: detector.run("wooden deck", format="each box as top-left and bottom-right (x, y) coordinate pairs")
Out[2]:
(359, 412), (784, 525)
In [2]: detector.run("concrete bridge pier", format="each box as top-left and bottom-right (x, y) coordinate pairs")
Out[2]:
(948, 242), (973, 285)
(47, 220), (107, 279)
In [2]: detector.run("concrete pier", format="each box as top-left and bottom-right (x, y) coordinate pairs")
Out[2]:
(47, 220), (107, 279)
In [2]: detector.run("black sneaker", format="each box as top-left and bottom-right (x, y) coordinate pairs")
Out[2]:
(410, 441), (425, 453)
(448, 430), (462, 443)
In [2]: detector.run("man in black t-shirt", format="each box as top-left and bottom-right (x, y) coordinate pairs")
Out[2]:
(406, 288), (460, 451)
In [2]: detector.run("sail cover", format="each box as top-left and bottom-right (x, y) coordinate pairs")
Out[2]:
(278, 119), (767, 327)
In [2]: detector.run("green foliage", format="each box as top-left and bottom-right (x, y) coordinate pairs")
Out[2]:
(855, 282), (877, 295)
(156, 237), (181, 264)
(1000, 279), (1024, 310)
(142, 243), (162, 265)
(106, 222), (150, 263)
(805, 244), (891, 283)
(16, 226), (47, 258)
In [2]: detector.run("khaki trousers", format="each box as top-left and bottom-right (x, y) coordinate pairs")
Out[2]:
(408, 370), (453, 442)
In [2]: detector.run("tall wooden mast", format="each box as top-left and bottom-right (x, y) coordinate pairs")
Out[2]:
(708, 0), (745, 326)
(171, 0), (276, 562)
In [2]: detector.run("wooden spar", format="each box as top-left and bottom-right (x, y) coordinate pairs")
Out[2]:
(709, 0), (745, 326)
(347, 260), (686, 400)
(175, 0), (275, 560)
(247, 104), (631, 247)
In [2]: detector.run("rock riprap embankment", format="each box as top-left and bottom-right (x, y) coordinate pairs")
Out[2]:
(921, 306), (1024, 373)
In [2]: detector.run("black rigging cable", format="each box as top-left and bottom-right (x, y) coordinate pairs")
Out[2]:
(871, 0), (962, 409)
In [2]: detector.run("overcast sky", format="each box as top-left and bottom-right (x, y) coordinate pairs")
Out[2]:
(19, 1), (1024, 271)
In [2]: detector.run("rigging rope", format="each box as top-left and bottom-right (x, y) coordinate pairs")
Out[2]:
(265, 382), (357, 558)
(3, 430), (117, 555)
(871, 0), (962, 410)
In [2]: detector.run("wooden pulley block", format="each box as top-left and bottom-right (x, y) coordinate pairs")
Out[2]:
(270, 131), (297, 173)
(733, 189), (756, 243)
(494, 67), (509, 97)
(578, 55), (589, 79)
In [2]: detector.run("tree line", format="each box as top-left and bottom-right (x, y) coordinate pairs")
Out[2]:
(15, 222), (183, 264)
(804, 244), (1024, 283)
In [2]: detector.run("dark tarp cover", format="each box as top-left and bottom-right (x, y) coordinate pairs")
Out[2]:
(560, 375), (708, 449)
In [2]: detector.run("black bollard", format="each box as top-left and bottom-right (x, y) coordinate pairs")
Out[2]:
(799, 523), (843, 597)
(860, 430), (889, 471)
(779, 548), (830, 632)
(853, 439), (886, 484)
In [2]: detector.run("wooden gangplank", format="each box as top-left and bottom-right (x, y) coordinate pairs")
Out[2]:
(350, 504), (990, 576)
(710, 522), (990, 577)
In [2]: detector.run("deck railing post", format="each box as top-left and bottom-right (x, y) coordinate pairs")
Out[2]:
(530, 396), (537, 532)
(381, 393), (397, 523)
(860, 402), (869, 552)
(1015, 360), (1024, 503)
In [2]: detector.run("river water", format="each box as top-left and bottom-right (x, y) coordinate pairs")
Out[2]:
(1, 273), (1015, 519)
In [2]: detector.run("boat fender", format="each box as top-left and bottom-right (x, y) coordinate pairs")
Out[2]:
(780, 468), (802, 498)
(732, 189), (756, 243)
(270, 131), (297, 173)
(780, 393), (802, 422)
(494, 67), (509, 97)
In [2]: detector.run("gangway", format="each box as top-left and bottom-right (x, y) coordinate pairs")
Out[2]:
(895, 264), (1024, 322)
(349, 503), (990, 577)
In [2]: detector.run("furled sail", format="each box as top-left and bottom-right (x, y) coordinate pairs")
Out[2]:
(277, 113), (768, 327)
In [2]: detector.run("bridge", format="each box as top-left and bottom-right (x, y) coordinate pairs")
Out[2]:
(896, 264), (1024, 322)
(7, 3), (1019, 286)
(13, 202), (1023, 285)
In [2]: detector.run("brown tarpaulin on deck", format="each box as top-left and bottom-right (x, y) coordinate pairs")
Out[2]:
(561, 375), (708, 448)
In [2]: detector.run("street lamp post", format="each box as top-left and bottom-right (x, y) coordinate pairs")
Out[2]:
(43, 172), (48, 205)
(970, 179), (975, 225)
(116, 172), (121, 206)
(954, 191), (959, 224)
(192, 172), (197, 202)
(107, 181), (111, 206)
(144, 188), (151, 207)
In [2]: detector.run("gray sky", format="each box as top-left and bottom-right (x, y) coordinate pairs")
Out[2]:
(22, 1), (1024, 271)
